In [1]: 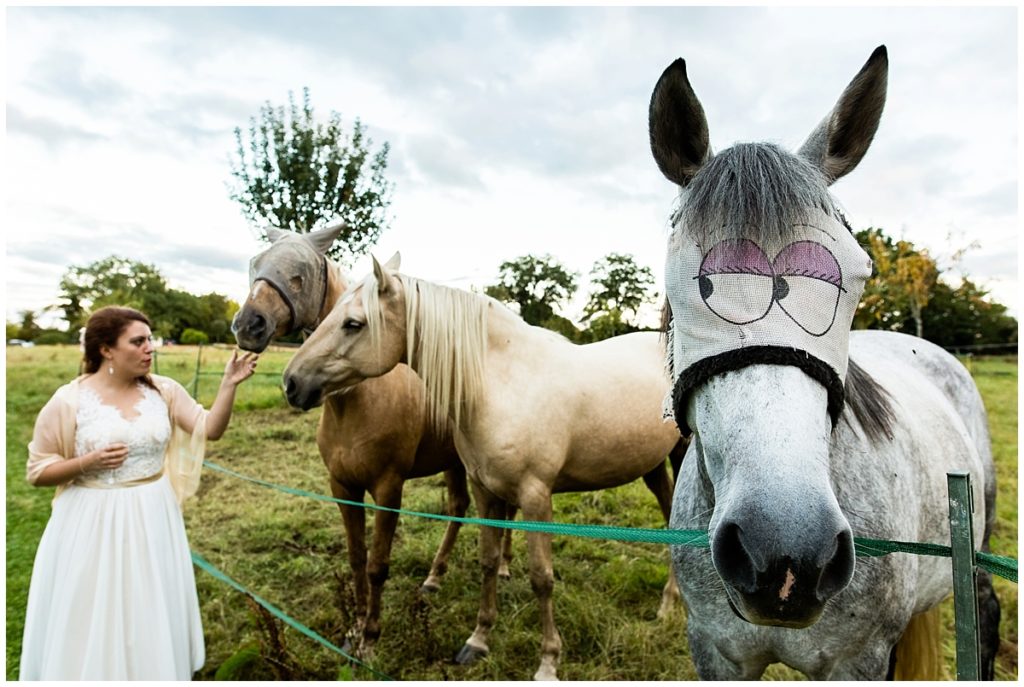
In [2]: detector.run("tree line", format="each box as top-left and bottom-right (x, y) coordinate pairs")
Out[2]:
(8, 256), (239, 346)
(8, 89), (1016, 352)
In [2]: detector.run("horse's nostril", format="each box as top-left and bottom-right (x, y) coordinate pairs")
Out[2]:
(817, 529), (855, 601)
(250, 313), (267, 334)
(712, 521), (757, 593)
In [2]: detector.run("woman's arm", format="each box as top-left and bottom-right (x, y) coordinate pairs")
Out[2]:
(205, 350), (259, 440)
(33, 444), (129, 486)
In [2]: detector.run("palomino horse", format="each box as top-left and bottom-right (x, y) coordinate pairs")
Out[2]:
(651, 45), (1000, 679)
(282, 256), (688, 680)
(232, 223), (513, 657)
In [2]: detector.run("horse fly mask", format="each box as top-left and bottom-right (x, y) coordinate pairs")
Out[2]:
(664, 207), (873, 434)
(248, 240), (329, 335)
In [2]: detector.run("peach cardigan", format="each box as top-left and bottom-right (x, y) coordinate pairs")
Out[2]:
(26, 374), (208, 506)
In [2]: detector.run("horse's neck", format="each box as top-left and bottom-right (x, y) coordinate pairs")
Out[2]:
(403, 281), (501, 433)
(320, 261), (349, 322)
(480, 297), (540, 354)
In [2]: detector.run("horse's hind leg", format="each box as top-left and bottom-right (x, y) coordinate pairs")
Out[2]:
(668, 437), (689, 482)
(500, 507), (516, 579)
(422, 466), (471, 593)
(331, 479), (369, 653)
(977, 566), (1001, 680)
(642, 460), (682, 618)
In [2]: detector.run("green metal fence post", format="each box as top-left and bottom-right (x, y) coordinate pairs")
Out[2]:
(946, 470), (981, 680)
(192, 344), (203, 399)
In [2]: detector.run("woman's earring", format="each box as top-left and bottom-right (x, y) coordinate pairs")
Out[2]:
(108, 362), (114, 375)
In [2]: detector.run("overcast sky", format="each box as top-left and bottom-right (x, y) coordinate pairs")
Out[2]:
(5, 5), (1019, 332)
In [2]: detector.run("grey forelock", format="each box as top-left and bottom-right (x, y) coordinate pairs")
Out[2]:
(675, 142), (840, 252)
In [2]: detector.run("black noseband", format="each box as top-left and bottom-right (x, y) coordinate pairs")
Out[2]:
(673, 345), (845, 435)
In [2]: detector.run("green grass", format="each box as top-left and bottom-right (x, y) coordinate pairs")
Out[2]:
(6, 346), (1018, 679)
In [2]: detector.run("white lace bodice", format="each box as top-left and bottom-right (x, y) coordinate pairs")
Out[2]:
(75, 383), (171, 485)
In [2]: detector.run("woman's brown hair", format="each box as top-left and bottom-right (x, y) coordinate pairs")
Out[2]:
(81, 306), (157, 389)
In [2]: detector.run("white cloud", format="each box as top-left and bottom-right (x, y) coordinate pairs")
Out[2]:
(5, 6), (1018, 334)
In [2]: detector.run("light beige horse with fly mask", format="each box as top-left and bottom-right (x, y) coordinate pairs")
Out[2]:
(282, 253), (687, 680)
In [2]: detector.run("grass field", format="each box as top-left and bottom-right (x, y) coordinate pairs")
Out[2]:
(5, 344), (1018, 680)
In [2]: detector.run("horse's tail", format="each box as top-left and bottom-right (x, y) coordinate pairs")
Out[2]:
(892, 606), (946, 680)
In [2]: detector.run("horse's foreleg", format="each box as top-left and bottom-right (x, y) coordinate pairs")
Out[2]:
(422, 466), (471, 593)
(642, 460), (682, 618)
(519, 485), (562, 681)
(331, 479), (369, 649)
(500, 506), (516, 579)
(455, 484), (506, 666)
(362, 477), (404, 658)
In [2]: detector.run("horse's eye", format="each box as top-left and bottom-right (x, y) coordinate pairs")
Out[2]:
(342, 319), (365, 331)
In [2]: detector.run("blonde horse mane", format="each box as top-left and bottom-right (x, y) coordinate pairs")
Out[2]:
(360, 272), (487, 434)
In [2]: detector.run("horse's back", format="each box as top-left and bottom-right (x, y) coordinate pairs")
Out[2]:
(851, 331), (991, 453)
(843, 331), (992, 607)
(849, 330), (995, 522)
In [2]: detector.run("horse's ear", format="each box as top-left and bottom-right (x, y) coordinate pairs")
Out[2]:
(306, 220), (346, 255)
(371, 254), (394, 294)
(383, 251), (401, 271)
(798, 46), (888, 185)
(264, 226), (290, 244)
(649, 58), (711, 188)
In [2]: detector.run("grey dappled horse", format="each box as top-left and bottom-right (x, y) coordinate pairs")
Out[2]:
(652, 46), (1000, 679)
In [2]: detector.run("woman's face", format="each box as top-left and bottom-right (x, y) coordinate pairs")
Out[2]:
(103, 320), (154, 377)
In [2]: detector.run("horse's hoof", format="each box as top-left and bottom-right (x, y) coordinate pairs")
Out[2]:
(533, 663), (560, 680)
(420, 576), (442, 593)
(341, 636), (355, 656)
(498, 564), (511, 580)
(454, 643), (488, 665)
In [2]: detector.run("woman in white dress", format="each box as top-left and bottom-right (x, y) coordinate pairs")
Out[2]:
(20, 305), (259, 680)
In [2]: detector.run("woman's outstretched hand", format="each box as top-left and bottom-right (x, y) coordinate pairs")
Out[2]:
(223, 349), (259, 387)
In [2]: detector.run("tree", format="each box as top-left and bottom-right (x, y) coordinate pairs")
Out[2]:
(484, 254), (579, 327)
(57, 257), (168, 333)
(854, 227), (1016, 347)
(55, 256), (239, 342)
(15, 310), (43, 341)
(855, 229), (938, 337)
(919, 278), (1018, 349)
(582, 253), (656, 340)
(229, 87), (393, 264)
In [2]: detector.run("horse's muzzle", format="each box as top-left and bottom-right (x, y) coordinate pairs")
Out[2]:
(711, 518), (855, 628)
(284, 374), (323, 411)
(233, 308), (273, 353)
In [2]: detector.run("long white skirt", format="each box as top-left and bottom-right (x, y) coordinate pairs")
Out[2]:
(19, 475), (204, 680)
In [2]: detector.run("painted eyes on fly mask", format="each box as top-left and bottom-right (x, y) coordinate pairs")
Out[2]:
(696, 238), (844, 337)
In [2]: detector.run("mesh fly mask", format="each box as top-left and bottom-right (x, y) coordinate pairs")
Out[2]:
(665, 207), (872, 434)
(248, 238), (330, 335)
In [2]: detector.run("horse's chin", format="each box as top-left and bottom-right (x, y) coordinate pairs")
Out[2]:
(724, 588), (824, 629)
(233, 331), (273, 354)
(325, 384), (357, 399)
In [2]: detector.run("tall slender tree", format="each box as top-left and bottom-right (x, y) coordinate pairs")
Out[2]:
(228, 87), (393, 264)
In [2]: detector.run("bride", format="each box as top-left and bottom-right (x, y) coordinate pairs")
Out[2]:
(19, 305), (258, 680)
